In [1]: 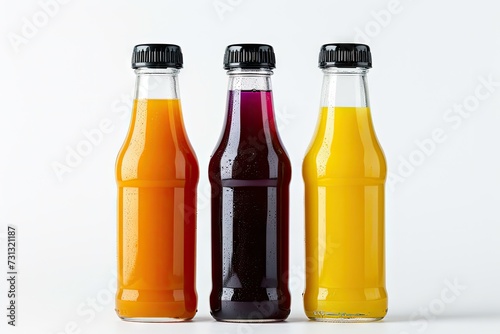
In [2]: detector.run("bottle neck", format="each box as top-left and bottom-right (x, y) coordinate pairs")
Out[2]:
(134, 68), (180, 100)
(223, 68), (278, 139)
(320, 67), (370, 107)
(227, 68), (273, 91)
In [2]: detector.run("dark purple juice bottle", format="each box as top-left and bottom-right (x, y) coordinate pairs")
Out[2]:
(209, 44), (291, 322)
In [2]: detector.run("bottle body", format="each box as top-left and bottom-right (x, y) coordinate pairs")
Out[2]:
(209, 69), (291, 322)
(115, 67), (198, 321)
(303, 66), (387, 321)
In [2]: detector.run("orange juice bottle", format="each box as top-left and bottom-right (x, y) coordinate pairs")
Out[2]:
(303, 44), (387, 322)
(115, 44), (199, 322)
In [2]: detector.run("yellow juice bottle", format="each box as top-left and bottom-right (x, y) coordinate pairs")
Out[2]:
(303, 44), (387, 322)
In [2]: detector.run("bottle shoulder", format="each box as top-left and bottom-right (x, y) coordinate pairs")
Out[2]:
(116, 142), (199, 182)
(303, 106), (386, 180)
(209, 142), (291, 183)
(303, 139), (386, 180)
(302, 150), (387, 180)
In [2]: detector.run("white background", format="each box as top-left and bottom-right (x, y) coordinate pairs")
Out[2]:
(1, 0), (500, 333)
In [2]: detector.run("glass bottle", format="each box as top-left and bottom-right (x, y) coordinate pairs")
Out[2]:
(115, 44), (199, 322)
(209, 44), (291, 322)
(303, 43), (388, 322)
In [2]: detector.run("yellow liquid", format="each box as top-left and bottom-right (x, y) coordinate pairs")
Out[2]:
(303, 106), (387, 321)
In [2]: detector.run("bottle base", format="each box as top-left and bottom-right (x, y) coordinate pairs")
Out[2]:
(211, 300), (290, 322)
(304, 287), (387, 322)
(307, 315), (384, 323)
(115, 296), (196, 322)
(214, 318), (286, 323)
(305, 306), (387, 323)
(119, 316), (193, 323)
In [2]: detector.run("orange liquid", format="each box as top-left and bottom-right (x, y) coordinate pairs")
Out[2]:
(115, 99), (199, 321)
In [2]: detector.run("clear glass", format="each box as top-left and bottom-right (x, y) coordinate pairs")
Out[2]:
(226, 68), (273, 90)
(115, 67), (198, 322)
(303, 67), (387, 322)
(320, 67), (370, 107)
(134, 68), (180, 99)
(209, 68), (291, 322)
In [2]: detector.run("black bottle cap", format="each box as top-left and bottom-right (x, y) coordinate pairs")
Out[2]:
(319, 43), (372, 69)
(223, 44), (276, 70)
(132, 44), (183, 69)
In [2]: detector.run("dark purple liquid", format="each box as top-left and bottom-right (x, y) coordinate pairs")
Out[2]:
(209, 90), (291, 321)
